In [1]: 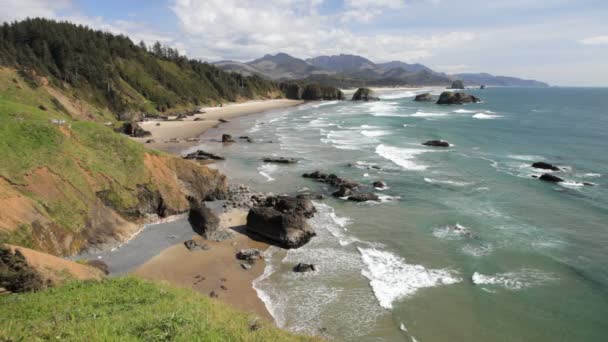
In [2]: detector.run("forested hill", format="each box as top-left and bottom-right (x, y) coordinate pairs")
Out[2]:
(0, 18), (279, 118)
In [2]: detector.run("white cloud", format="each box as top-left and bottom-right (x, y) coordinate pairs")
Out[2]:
(170, 0), (475, 62)
(0, 0), (71, 22)
(580, 35), (608, 45)
(341, 0), (406, 23)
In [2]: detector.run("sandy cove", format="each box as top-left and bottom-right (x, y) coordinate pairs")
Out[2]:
(133, 99), (303, 153)
(133, 209), (272, 320)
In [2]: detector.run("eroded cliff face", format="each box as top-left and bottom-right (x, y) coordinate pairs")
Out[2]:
(0, 154), (227, 256)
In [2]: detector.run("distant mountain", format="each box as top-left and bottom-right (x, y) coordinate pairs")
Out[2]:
(454, 73), (549, 87)
(212, 53), (549, 87)
(306, 54), (377, 73)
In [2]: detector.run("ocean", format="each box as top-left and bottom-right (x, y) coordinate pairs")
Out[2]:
(193, 87), (608, 341)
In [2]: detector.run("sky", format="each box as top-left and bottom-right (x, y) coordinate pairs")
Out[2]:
(0, 0), (607, 86)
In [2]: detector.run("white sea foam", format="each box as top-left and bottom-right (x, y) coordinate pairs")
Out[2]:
(424, 177), (473, 187)
(379, 91), (417, 99)
(361, 130), (391, 137)
(257, 164), (278, 182)
(462, 243), (494, 257)
(358, 247), (461, 309)
(410, 111), (447, 117)
(508, 154), (544, 162)
(472, 269), (557, 290)
(472, 113), (502, 119)
(453, 109), (475, 113)
(433, 223), (473, 240)
(400, 323), (408, 331)
(375, 144), (431, 171)
(377, 194), (401, 202)
(583, 173), (602, 178)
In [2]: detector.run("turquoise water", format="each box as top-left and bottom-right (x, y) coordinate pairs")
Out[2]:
(195, 87), (608, 341)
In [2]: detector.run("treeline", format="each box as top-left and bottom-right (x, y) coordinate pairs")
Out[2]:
(279, 82), (344, 100)
(0, 18), (279, 115)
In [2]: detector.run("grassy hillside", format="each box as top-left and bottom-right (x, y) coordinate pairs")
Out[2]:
(0, 68), (227, 255)
(0, 18), (280, 118)
(0, 277), (316, 341)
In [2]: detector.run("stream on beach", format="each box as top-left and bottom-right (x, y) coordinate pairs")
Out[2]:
(186, 87), (608, 342)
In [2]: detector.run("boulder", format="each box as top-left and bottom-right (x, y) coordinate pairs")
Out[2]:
(303, 171), (360, 189)
(296, 193), (325, 200)
(263, 157), (297, 164)
(449, 80), (465, 89)
(414, 93), (433, 102)
(480, 85), (486, 90)
(184, 239), (211, 251)
(293, 263), (316, 272)
(373, 181), (387, 189)
(347, 193), (381, 202)
(539, 173), (564, 183)
(352, 88), (380, 101)
(332, 187), (353, 198)
(236, 249), (263, 261)
(531, 162), (560, 171)
(120, 121), (151, 137)
(188, 201), (229, 241)
(422, 140), (450, 147)
(246, 196), (316, 249)
(219, 119), (229, 123)
(436, 92), (480, 105)
(184, 150), (225, 161)
(222, 134), (234, 143)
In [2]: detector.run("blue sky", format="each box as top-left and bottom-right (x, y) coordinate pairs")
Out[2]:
(1, 0), (607, 86)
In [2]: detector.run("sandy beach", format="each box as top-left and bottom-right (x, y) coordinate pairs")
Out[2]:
(133, 209), (272, 320)
(133, 99), (303, 153)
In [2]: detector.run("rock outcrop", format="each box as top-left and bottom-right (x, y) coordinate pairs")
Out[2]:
(352, 88), (380, 101)
(414, 93), (433, 102)
(347, 193), (380, 202)
(532, 162), (560, 171)
(246, 196), (316, 249)
(293, 263), (316, 272)
(539, 173), (564, 183)
(303, 171), (360, 189)
(184, 150), (225, 161)
(449, 80), (465, 89)
(436, 92), (480, 105)
(263, 157), (297, 164)
(236, 249), (263, 261)
(119, 121), (151, 137)
(222, 134), (235, 143)
(373, 181), (387, 189)
(188, 200), (233, 241)
(422, 140), (450, 147)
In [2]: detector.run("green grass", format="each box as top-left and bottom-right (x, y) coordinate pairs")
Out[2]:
(0, 277), (317, 341)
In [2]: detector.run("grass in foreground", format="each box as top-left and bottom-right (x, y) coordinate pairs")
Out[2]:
(0, 277), (316, 341)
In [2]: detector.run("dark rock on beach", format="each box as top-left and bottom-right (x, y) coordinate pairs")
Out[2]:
(263, 157), (297, 164)
(184, 150), (225, 161)
(120, 121), (151, 137)
(532, 162), (560, 171)
(414, 93), (433, 102)
(437, 91), (480, 105)
(236, 248), (263, 261)
(352, 88), (380, 101)
(422, 140), (450, 147)
(539, 173), (564, 183)
(184, 239), (211, 252)
(188, 200), (233, 241)
(246, 195), (316, 249)
(222, 134), (234, 143)
(293, 263), (316, 272)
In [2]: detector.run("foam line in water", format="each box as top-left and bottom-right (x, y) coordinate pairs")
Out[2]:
(424, 177), (473, 187)
(472, 269), (557, 290)
(472, 113), (502, 119)
(358, 247), (461, 309)
(376, 144), (432, 171)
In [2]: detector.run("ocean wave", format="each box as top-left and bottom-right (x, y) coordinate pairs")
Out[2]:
(472, 269), (557, 290)
(424, 177), (473, 187)
(453, 109), (475, 113)
(361, 130), (391, 137)
(358, 247), (461, 309)
(375, 144), (431, 171)
(473, 113), (502, 119)
(462, 243), (494, 257)
(322, 129), (378, 150)
(312, 202), (359, 246)
(508, 154), (544, 162)
(410, 111), (447, 117)
(379, 91), (417, 100)
(257, 163), (278, 182)
(433, 223), (473, 240)
(583, 173), (602, 178)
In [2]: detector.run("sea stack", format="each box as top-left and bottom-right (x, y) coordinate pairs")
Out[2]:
(449, 80), (465, 89)
(352, 88), (380, 101)
(414, 93), (433, 102)
(437, 91), (480, 105)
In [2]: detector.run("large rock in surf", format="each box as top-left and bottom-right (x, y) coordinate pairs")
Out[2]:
(539, 173), (564, 183)
(246, 196), (316, 248)
(303, 171), (360, 189)
(352, 88), (380, 101)
(293, 263), (316, 272)
(422, 140), (450, 147)
(414, 93), (433, 102)
(437, 91), (480, 105)
(449, 80), (465, 89)
(263, 157), (297, 164)
(532, 162), (560, 171)
(347, 193), (380, 202)
(184, 150), (225, 161)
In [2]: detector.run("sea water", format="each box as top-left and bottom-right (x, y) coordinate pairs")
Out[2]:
(193, 87), (608, 341)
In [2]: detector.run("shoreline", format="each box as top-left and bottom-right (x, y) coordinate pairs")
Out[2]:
(133, 99), (303, 154)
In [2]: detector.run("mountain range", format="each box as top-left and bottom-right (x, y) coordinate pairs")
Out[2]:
(214, 53), (549, 88)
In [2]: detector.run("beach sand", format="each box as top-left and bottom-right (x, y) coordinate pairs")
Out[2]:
(133, 209), (272, 320)
(133, 99), (303, 153)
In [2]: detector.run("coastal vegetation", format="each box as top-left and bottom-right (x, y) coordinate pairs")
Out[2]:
(0, 276), (315, 341)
